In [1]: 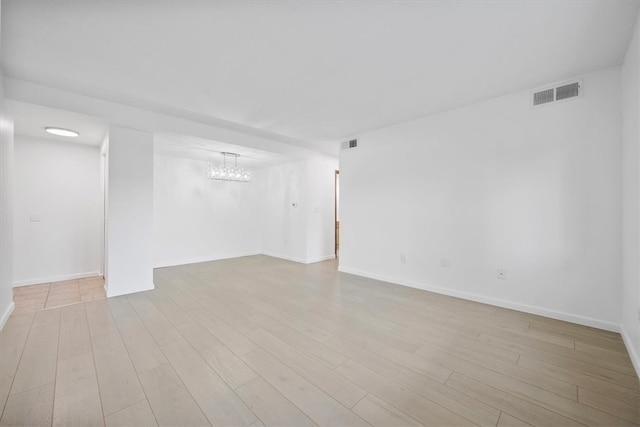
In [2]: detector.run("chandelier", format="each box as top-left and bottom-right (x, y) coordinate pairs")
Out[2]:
(208, 152), (252, 182)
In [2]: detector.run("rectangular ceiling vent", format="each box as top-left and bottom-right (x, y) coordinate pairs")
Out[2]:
(555, 82), (580, 101)
(342, 139), (358, 149)
(532, 79), (582, 107)
(533, 88), (554, 106)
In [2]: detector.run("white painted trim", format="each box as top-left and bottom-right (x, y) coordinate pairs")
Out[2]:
(621, 326), (640, 378)
(306, 254), (336, 264)
(262, 252), (335, 265)
(13, 271), (102, 287)
(154, 251), (262, 269)
(0, 301), (15, 331)
(338, 267), (621, 333)
(261, 252), (308, 264)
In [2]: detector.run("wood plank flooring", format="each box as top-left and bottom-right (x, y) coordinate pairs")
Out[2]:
(1, 255), (638, 426)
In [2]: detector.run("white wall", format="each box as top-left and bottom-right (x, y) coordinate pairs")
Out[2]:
(340, 66), (623, 331)
(106, 126), (154, 297)
(622, 9), (640, 373)
(13, 136), (103, 286)
(154, 154), (262, 267)
(258, 155), (337, 264)
(260, 160), (308, 263)
(4, 76), (340, 269)
(306, 155), (339, 262)
(0, 66), (15, 328)
(154, 153), (337, 267)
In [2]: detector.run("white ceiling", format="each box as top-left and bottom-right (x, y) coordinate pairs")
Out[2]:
(154, 133), (296, 168)
(8, 101), (108, 146)
(8, 100), (288, 167)
(2, 1), (639, 152)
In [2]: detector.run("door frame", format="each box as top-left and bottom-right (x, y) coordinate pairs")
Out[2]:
(334, 169), (339, 258)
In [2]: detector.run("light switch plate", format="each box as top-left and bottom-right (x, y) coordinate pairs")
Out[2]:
(29, 215), (41, 222)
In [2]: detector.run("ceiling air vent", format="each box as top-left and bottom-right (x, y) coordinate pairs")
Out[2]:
(342, 139), (358, 149)
(532, 79), (583, 107)
(533, 88), (554, 106)
(555, 82), (580, 101)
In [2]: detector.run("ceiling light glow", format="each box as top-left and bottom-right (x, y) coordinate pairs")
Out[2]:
(45, 127), (79, 137)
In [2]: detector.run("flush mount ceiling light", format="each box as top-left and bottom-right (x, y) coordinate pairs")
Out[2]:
(208, 152), (252, 182)
(45, 127), (79, 137)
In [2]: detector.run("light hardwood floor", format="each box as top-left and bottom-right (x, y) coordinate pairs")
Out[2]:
(1, 255), (638, 426)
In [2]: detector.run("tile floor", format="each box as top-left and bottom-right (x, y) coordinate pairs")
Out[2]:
(12, 277), (106, 314)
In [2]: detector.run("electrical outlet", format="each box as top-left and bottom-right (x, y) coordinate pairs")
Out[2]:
(497, 268), (506, 280)
(400, 253), (407, 264)
(441, 259), (451, 267)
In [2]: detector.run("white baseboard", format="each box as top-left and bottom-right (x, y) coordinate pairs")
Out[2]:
(621, 326), (640, 377)
(306, 254), (337, 264)
(262, 252), (307, 264)
(338, 266), (621, 333)
(155, 252), (335, 268)
(0, 301), (15, 331)
(262, 252), (335, 265)
(13, 271), (102, 287)
(154, 251), (262, 269)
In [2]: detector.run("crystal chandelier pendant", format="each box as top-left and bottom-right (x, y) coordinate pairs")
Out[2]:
(208, 152), (252, 182)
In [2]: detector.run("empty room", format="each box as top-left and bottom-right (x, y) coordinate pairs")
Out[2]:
(1, 0), (639, 426)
